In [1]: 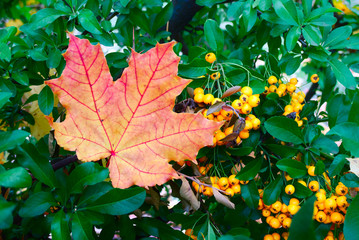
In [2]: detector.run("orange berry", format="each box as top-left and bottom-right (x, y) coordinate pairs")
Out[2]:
(289, 198), (300, 206)
(272, 232), (280, 240)
(228, 174), (239, 186)
(215, 131), (226, 142)
(309, 181), (319, 192)
(286, 84), (296, 93)
(241, 103), (252, 114)
(269, 85), (277, 93)
(269, 218), (281, 229)
(325, 198), (337, 211)
(210, 72), (220, 80)
(330, 212), (342, 224)
(308, 166), (316, 176)
(231, 184), (241, 194)
(310, 74), (319, 83)
(288, 204), (299, 215)
(264, 234), (274, 240)
(202, 186), (213, 197)
(315, 211), (327, 223)
(205, 52), (216, 63)
(239, 130), (250, 139)
(282, 217), (292, 229)
(218, 177), (229, 190)
(335, 184), (348, 196)
(252, 118), (261, 130)
(225, 188), (234, 197)
(289, 78), (298, 85)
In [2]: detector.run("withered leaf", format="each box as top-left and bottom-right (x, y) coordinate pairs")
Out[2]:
(221, 86), (242, 99)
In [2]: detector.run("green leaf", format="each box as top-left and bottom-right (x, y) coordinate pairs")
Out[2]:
(311, 136), (339, 155)
(324, 26), (352, 48)
(327, 94), (351, 128)
(286, 26), (301, 51)
(16, 144), (57, 188)
(328, 58), (356, 90)
(248, 79), (266, 94)
(277, 158), (307, 178)
(327, 122), (359, 157)
(47, 49), (62, 69)
(288, 196), (316, 240)
(0, 130), (29, 152)
(265, 144), (298, 158)
(68, 162), (109, 193)
(344, 194), (359, 240)
(198, 218), (216, 240)
(51, 210), (71, 240)
(204, 19), (224, 53)
(0, 198), (16, 229)
(264, 116), (304, 144)
(29, 48), (48, 61)
(129, 8), (152, 36)
(305, 6), (340, 22)
(0, 167), (31, 188)
(19, 191), (56, 217)
(302, 25), (322, 46)
(0, 92), (12, 109)
(78, 9), (103, 35)
(78, 182), (113, 206)
(226, 147), (253, 156)
(341, 173), (359, 188)
(196, 0), (226, 7)
(242, 1), (257, 32)
(241, 181), (260, 209)
(263, 176), (283, 205)
(235, 158), (262, 181)
(23, 8), (66, 30)
(273, 0), (299, 26)
(153, 2), (173, 31)
(328, 154), (348, 177)
(293, 181), (313, 198)
(0, 43), (11, 62)
(302, 0), (312, 16)
(349, 93), (359, 124)
(80, 187), (145, 215)
(178, 59), (209, 78)
(12, 72), (29, 86)
(38, 85), (54, 115)
(72, 212), (94, 240)
(314, 160), (325, 175)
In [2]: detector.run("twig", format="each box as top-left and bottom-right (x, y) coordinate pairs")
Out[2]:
(52, 155), (78, 171)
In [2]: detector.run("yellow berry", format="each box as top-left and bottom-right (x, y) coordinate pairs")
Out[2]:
(194, 93), (204, 103)
(269, 85), (277, 93)
(241, 86), (253, 96)
(203, 94), (214, 105)
(193, 87), (204, 95)
(205, 52), (216, 63)
(248, 95), (260, 107)
(241, 103), (252, 114)
(308, 166), (316, 176)
(310, 74), (319, 83)
(211, 98), (222, 105)
(231, 99), (243, 110)
(268, 76), (278, 85)
(290, 78), (298, 85)
(210, 72), (220, 80)
(309, 181), (319, 192)
(285, 185), (295, 195)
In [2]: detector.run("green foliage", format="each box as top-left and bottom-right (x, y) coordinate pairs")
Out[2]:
(0, 0), (358, 239)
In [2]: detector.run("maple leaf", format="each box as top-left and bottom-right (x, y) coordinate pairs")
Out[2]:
(46, 35), (221, 189)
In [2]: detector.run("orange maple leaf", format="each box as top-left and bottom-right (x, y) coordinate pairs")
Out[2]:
(46, 35), (221, 189)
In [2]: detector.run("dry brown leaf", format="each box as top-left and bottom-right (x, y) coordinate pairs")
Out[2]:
(179, 177), (200, 210)
(212, 187), (235, 209)
(221, 86), (242, 99)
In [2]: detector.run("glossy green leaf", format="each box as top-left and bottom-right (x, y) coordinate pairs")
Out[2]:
(72, 212), (94, 240)
(324, 26), (352, 48)
(327, 122), (359, 157)
(263, 176), (283, 205)
(236, 158), (262, 181)
(23, 8), (67, 30)
(0, 167), (31, 188)
(344, 194), (359, 240)
(79, 187), (145, 215)
(0, 198), (16, 229)
(314, 160), (325, 175)
(29, 48), (48, 61)
(196, 0), (226, 7)
(198, 218), (216, 240)
(264, 116), (304, 144)
(0, 43), (11, 62)
(241, 181), (260, 209)
(328, 58), (356, 90)
(265, 144), (298, 158)
(293, 181), (313, 199)
(12, 72), (29, 86)
(78, 9), (102, 34)
(38, 85), (54, 115)
(242, 1), (257, 32)
(327, 94), (351, 128)
(0, 130), (29, 152)
(68, 162), (109, 193)
(47, 48), (62, 69)
(349, 93), (359, 124)
(204, 19), (224, 53)
(286, 26), (301, 51)
(0, 92), (12, 109)
(311, 135), (339, 155)
(19, 191), (56, 217)
(51, 210), (71, 240)
(16, 144), (57, 188)
(302, 25), (322, 46)
(328, 154), (348, 177)
(273, 0), (299, 26)
(288, 196), (316, 240)
(277, 158), (307, 178)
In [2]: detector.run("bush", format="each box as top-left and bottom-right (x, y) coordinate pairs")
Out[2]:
(1, 0), (359, 239)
